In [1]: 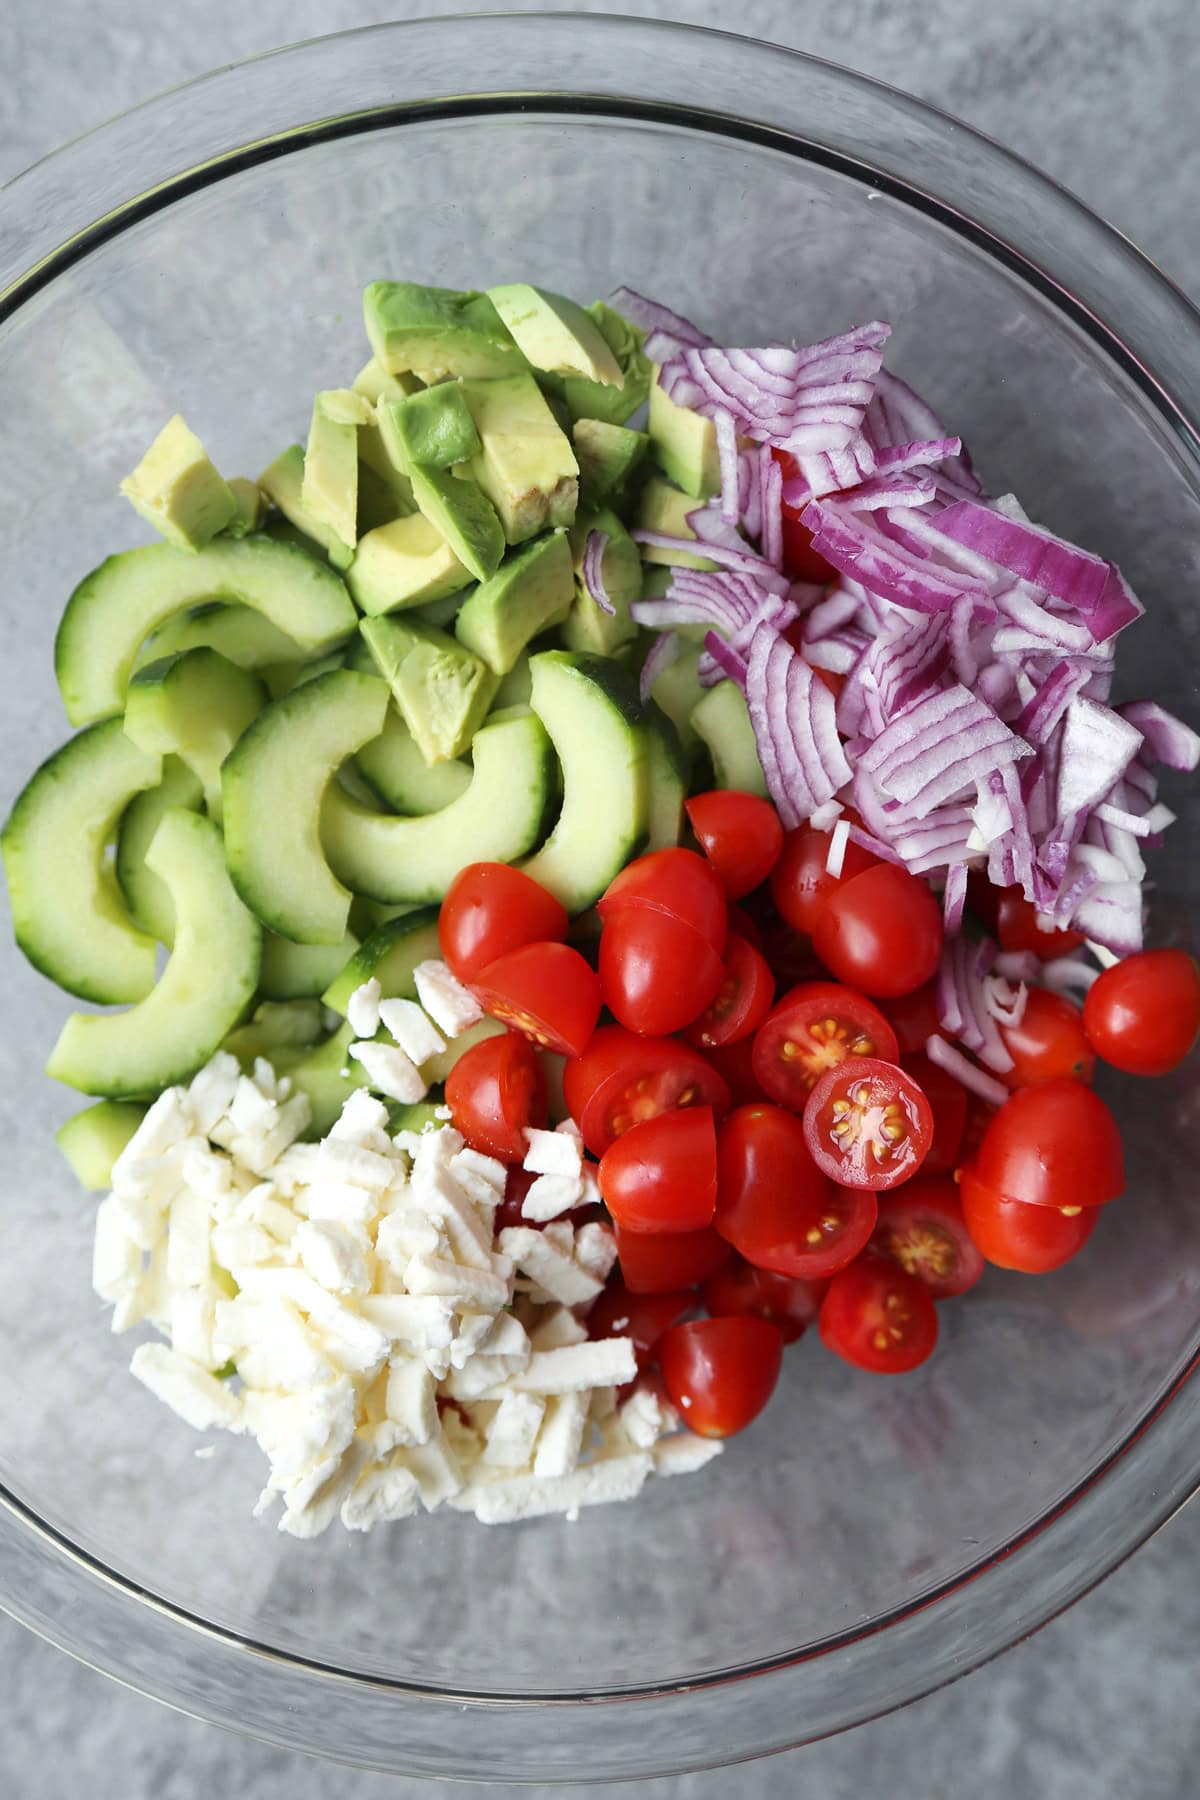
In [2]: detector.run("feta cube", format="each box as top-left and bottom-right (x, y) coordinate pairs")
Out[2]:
(296, 1220), (371, 1295)
(187, 1053), (241, 1136)
(346, 977), (383, 1040)
(349, 1039), (427, 1105)
(378, 997), (446, 1066)
(278, 1440), (370, 1539)
(315, 1136), (394, 1193)
(404, 1254), (510, 1312)
(304, 1180), (379, 1234)
(170, 1288), (217, 1368)
(520, 1173), (584, 1223)
(215, 1295), (334, 1393)
(498, 1226), (604, 1310)
(413, 960), (483, 1037)
(652, 1434), (724, 1477)
(394, 1431), (464, 1510)
(242, 1376), (357, 1481)
(358, 1294), (457, 1353)
(482, 1391), (545, 1468)
(129, 1343), (242, 1432)
(618, 1385), (675, 1450)
(448, 1309), (502, 1370)
(112, 1087), (192, 1180)
(384, 1358), (437, 1446)
(449, 1147), (507, 1205)
(510, 1338), (637, 1395)
(460, 1452), (652, 1524)
(340, 1457), (421, 1531)
(166, 1186), (212, 1289)
(573, 1220), (618, 1284)
(329, 1089), (392, 1149)
(522, 1127), (583, 1180)
(528, 1305), (589, 1351)
(209, 1221), (277, 1275)
(92, 1196), (144, 1307)
(532, 1391), (590, 1478)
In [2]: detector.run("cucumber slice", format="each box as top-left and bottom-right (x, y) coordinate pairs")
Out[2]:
(223, 999), (326, 1069)
(115, 755), (205, 947)
(260, 930), (359, 1001)
(46, 809), (262, 1098)
(56, 535), (357, 726)
(643, 708), (688, 850)
(222, 669), (390, 945)
(388, 1100), (446, 1135)
(322, 908), (442, 1015)
(422, 1015), (505, 1085)
(124, 648), (267, 820)
(356, 707), (472, 814)
(134, 602), (302, 675)
(691, 680), (767, 796)
(321, 710), (554, 906)
(283, 1022), (368, 1138)
(520, 651), (649, 911)
(648, 640), (704, 757)
(56, 1100), (148, 1191)
(2, 720), (162, 1003)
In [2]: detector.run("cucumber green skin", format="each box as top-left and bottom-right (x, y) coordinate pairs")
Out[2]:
(56, 535), (358, 726)
(321, 712), (555, 906)
(643, 708), (688, 850)
(691, 680), (768, 798)
(45, 809), (262, 1098)
(134, 602), (304, 675)
(283, 1022), (368, 1138)
(260, 930), (360, 1001)
(221, 669), (391, 946)
(322, 908), (442, 1015)
(116, 755), (205, 947)
(56, 1100), (148, 1191)
(2, 720), (162, 1003)
(355, 707), (472, 814)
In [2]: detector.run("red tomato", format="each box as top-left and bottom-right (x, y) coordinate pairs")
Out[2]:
(1083, 948), (1200, 1076)
(684, 934), (775, 1049)
(614, 1221), (731, 1293)
(899, 1052), (967, 1175)
(701, 1256), (827, 1344)
(976, 1078), (1124, 1210)
(587, 1279), (694, 1366)
(726, 903), (765, 952)
(769, 825), (879, 935)
(470, 940), (601, 1058)
(758, 913), (825, 988)
(698, 1036), (768, 1109)
(879, 980), (944, 1057)
(803, 1055), (933, 1191)
(715, 1102), (876, 1278)
(871, 1175), (983, 1298)
(960, 1095), (997, 1166)
(819, 1253), (939, 1374)
(812, 862), (943, 998)
(995, 887), (1085, 960)
(438, 862), (568, 980)
(658, 1316), (783, 1436)
(684, 791), (784, 900)
(563, 1027), (730, 1157)
(999, 988), (1095, 1089)
(959, 1162), (1099, 1273)
(495, 1166), (537, 1232)
(751, 979), (899, 1111)
(597, 847), (727, 951)
(599, 1107), (717, 1234)
(599, 907), (725, 1036)
(445, 1031), (547, 1161)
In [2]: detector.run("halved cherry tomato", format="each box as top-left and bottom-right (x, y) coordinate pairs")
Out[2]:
(752, 979), (899, 1111)
(899, 1052), (967, 1175)
(684, 791), (784, 900)
(812, 862), (943, 998)
(445, 1031), (547, 1161)
(658, 1316), (784, 1436)
(758, 912), (825, 988)
(999, 987), (1094, 1089)
(960, 1095), (997, 1167)
(438, 862), (568, 980)
(959, 1162), (1099, 1273)
(599, 907), (725, 1036)
(599, 1107), (717, 1234)
(1083, 948), (1200, 1076)
(769, 825), (879, 935)
(995, 887), (1085, 960)
(701, 1256), (827, 1344)
(698, 1036), (768, 1109)
(976, 1078), (1123, 1210)
(871, 1175), (983, 1298)
(587, 1279), (694, 1366)
(772, 451), (840, 583)
(880, 980), (944, 1057)
(614, 1221), (731, 1294)
(726, 903), (765, 952)
(803, 1055), (933, 1190)
(597, 847), (727, 951)
(819, 1253), (939, 1374)
(715, 1102), (876, 1278)
(564, 1027), (730, 1157)
(471, 940), (601, 1058)
(684, 935), (775, 1049)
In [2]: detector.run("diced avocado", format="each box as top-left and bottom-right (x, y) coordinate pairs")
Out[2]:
(405, 462), (505, 584)
(322, 907), (442, 1015)
(691, 680), (767, 796)
(643, 707), (688, 849)
(116, 755), (205, 947)
(359, 615), (497, 764)
(302, 392), (366, 555)
(492, 651), (534, 709)
(259, 444), (353, 568)
(353, 358), (422, 405)
(260, 930), (360, 1001)
(123, 647), (267, 820)
(487, 284), (624, 387)
(636, 475), (717, 570)
(459, 374), (579, 546)
(561, 508), (640, 657)
(562, 302), (653, 426)
(648, 639), (705, 756)
(455, 530), (574, 674)
(648, 376), (721, 499)
(347, 514), (472, 616)
(357, 707), (472, 814)
(120, 414), (237, 552)
(223, 998), (326, 1069)
(363, 282), (526, 381)
(56, 1100), (148, 1191)
(386, 384), (481, 469)
(572, 418), (649, 510)
(135, 601), (303, 675)
(225, 476), (267, 538)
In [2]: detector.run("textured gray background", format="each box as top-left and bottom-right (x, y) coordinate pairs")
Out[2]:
(1, 1), (1198, 1795)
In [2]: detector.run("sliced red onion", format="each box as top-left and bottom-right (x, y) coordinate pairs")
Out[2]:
(1090, 564), (1145, 641)
(942, 860), (967, 933)
(982, 973), (1028, 1028)
(842, 472), (938, 512)
(1040, 953), (1101, 995)
(638, 628), (680, 703)
(935, 499), (1109, 612)
(738, 445), (764, 543)
(992, 949), (1042, 983)
(1117, 701), (1200, 771)
(716, 410), (740, 525)
(582, 530), (616, 615)
(761, 451), (784, 570)
(1093, 800), (1176, 838)
(745, 624), (851, 829)
(867, 374), (983, 501)
(805, 498), (986, 613)
(858, 685), (1031, 820)
(935, 936), (1014, 1073)
(1056, 698), (1143, 819)
(1074, 884), (1144, 957)
(809, 799), (844, 832)
(702, 630), (749, 689)
(608, 287), (713, 354)
(924, 1034), (1010, 1108)
(825, 818), (850, 879)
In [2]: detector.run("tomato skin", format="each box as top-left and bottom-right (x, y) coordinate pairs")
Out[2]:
(699, 1036), (768, 1109)
(959, 1162), (1099, 1273)
(960, 1095), (997, 1167)
(1083, 948), (1200, 1077)
(819, 1253), (939, 1374)
(701, 1256), (827, 1343)
(726, 903), (765, 953)
(599, 907), (725, 1036)
(811, 862), (944, 998)
(803, 1056), (933, 1191)
(445, 1031), (548, 1161)
(658, 1316), (784, 1436)
(752, 979), (899, 1111)
(995, 887), (1085, 960)
(563, 1027), (730, 1157)
(715, 1102), (877, 1279)
(769, 825), (879, 935)
(438, 862), (568, 980)
(597, 847), (727, 951)
(614, 1221), (732, 1294)
(470, 940), (601, 1058)
(684, 791), (784, 900)
(684, 934), (776, 1049)
(599, 1107), (718, 1234)
(976, 1078), (1124, 1210)
(1000, 988), (1095, 1089)
(587, 1280), (694, 1365)
(879, 981), (944, 1057)
(900, 1052), (967, 1175)
(871, 1175), (984, 1298)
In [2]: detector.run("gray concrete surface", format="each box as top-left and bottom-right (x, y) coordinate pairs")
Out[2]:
(1, 1), (1198, 1794)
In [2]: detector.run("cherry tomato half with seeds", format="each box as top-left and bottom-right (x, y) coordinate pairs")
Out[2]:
(870, 1174), (984, 1299)
(819, 1253), (939, 1374)
(803, 1055), (933, 1191)
(976, 1078), (1124, 1210)
(715, 1102), (877, 1279)
(752, 979), (899, 1112)
(684, 790), (784, 900)
(999, 987), (1095, 1090)
(899, 1052), (967, 1176)
(1083, 948), (1200, 1076)
(445, 1031), (547, 1162)
(597, 847), (727, 951)
(587, 1279), (694, 1367)
(658, 1316), (784, 1436)
(563, 1027), (730, 1157)
(614, 1221), (732, 1294)
(995, 887), (1085, 960)
(959, 1162), (1100, 1273)
(684, 934), (775, 1049)
(769, 824), (880, 936)
(599, 1107), (718, 1234)
(599, 907), (726, 1037)
(437, 861), (568, 981)
(701, 1255), (828, 1344)
(811, 862), (944, 998)
(470, 940), (601, 1058)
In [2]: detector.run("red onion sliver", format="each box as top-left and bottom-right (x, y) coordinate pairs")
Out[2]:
(825, 818), (850, 879)
(924, 1034), (1010, 1109)
(581, 530), (616, 615)
(638, 629), (680, 704)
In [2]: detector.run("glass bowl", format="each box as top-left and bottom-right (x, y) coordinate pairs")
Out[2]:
(1, 14), (1199, 1785)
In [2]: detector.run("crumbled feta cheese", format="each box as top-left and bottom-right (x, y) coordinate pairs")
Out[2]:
(341, 1457), (421, 1531)
(509, 1338), (637, 1395)
(242, 1377), (357, 1482)
(304, 1180), (379, 1234)
(169, 1288), (216, 1368)
(404, 1253), (510, 1312)
(210, 1220), (277, 1275)
(573, 1220), (618, 1284)
(413, 960), (483, 1037)
(589, 1384), (618, 1420)
(349, 1039), (427, 1105)
(652, 1434), (724, 1477)
(278, 1440), (371, 1539)
(358, 1294), (457, 1353)
(449, 1146), (507, 1207)
(346, 977), (382, 1040)
(296, 1220), (371, 1295)
(92, 1196), (144, 1307)
(384, 1358), (437, 1446)
(129, 1343), (242, 1431)
(378, 996), (446, 1066)
(166, 1186), (212, 1289)
(329, 1088), (392, 1149)
(114, 1087), (192, 1176)
(186, 1054), (241, 1136)
(482, 1390), (546, 1468)
(528, 1306), (589, 1351)
(498, 1226), (604, 1309)
(520, 1173), (585, 1223)
(618, 1385), (677, 1450)
(447, 1310), (500, 1371)
(458, 1452), (652, 1524)
(523, 1127), (583, 1180)
(315, 1136), (393, 1192)
(395, 1432), (464, 1510)
(215, 1295), (334, 1393)
(532, 1391), (590, 1478)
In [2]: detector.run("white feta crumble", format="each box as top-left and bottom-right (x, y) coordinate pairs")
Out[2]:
(412, 959), (483, 1037)
(520, 1173), (585, 1223)
(296, 1220), (371, 1296)
(522, 1127), (583, 1180)
(509, 1338), (637, 1395)
(482, 1390), (546, 1467)
(129, 1343), (242, 1432)
(346, 977), (383, 1040)
(349, 1039), (427, 1105)
(532, 1391), (590, 1478)
(378, 996), (446, 1066)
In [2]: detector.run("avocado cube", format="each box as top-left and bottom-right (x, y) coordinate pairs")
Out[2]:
(405, 462), (505, 583)
(636, 475), (718, 570)
(360, 615), (497, 765)
(358, 415), (416, 522)
(301, 391), (368, 554)
(347, 514), (472, 617)
(120, 414), (238, 552)
(456, 530), (574, 674)
(259, 444), (353, 569)
(224, 476), (267, 538)
(363, 282), (526, 381)
(387, 383), (482, 469)
(487, 283), (625, 387)
(648, 375), (721, 499)
(460, 374), (579, 546)
(562, 508), (641, 657)
(562, 301), (653, 426)
(352, 357), (423, 405)
(572, 418), (649, 510)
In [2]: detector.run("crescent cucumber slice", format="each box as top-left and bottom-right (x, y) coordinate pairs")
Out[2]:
(115, 755), (205, 947)
(123, 647), (267, 820)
